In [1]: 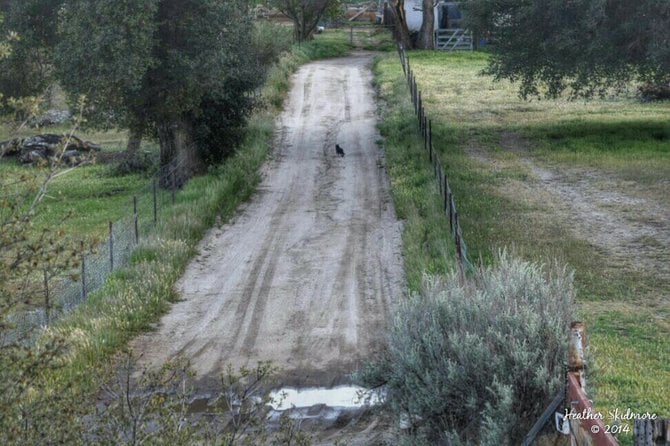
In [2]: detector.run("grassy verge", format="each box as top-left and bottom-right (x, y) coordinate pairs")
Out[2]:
(0, 129), (155, 244)
(373, 50), (670, 438)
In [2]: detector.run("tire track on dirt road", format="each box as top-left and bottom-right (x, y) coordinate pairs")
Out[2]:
(131, 53), (405, 390)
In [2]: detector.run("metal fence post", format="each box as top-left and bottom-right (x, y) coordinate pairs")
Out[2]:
(133, 196), (139, 245)
(153, 178), (158, 223)
(43, 269), (50, 325)
(80, 242), (87, 301)
(171, 168), (176, 205)
(428, 119), (433, 160)
(109, 221), (114, 272)
(454, 215), (465, 285)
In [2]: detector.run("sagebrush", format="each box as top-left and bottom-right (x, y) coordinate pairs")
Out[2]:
(358, 252), (575, 445)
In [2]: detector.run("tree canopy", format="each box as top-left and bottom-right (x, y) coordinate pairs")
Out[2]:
(55, 0), (259, 183)
(269, 0), (339, 41)
(0, 0), (63, 103)
(464, 0), (670, 99)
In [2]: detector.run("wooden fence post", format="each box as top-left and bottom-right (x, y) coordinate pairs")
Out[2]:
(566, 322), (620, 446)
(634, 419), (670, 445)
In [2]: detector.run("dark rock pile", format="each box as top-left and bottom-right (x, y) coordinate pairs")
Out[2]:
(0, 134), (101, 166)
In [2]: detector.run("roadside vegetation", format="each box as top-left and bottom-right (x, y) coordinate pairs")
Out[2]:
(372, 49), (669, 441)
(0, 22), (364, 444)
(359, 253), (575, 444)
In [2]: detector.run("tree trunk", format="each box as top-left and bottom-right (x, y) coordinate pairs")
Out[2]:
(125, 127), (142, 156)
(157, 116), (205, 188)
(417, 0), (435, 49)
(391, 0), (413, 49)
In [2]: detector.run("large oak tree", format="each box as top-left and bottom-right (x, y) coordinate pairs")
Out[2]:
(464, 0), (670, 99)
(56, 0), (259, 185)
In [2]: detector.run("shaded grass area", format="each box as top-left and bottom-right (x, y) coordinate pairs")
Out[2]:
(373, 50), (670, 431)
(0, 127), (159, 245)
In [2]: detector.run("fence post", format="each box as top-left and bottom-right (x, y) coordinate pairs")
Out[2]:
(565, 322), (619, 446)
(413, 78), (418, 109)
(424, 115), (428, 147)
(444, 176), (449, 211)
(153, 178), (158, 224)
(350, 26), (353, 45)
(438, 165), (443, 197)
(43, 269), (50, 325)
(171, 168), (176, 205)
(428, 119), (433, 160)
(80, 241), (87, 301)
(133, 196), (139, 245)
(454, 214), (465, 285)
(448, 191), (454, 232)
(109, 221), (114, 272)
(634, 419), (670, 445)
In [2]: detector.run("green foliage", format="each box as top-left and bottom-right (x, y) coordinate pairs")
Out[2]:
(359, 253), (575, 445)
(56, 0), (260, 174)
(0, 14), (348, 445)
(269, 0), (336, 41)
(464, 0), (670, 99)
(0, 0), (63, 102)
(56, 0), (157, 130)
(252, 21), (294, 68)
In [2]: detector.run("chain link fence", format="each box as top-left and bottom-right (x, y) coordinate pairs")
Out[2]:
(2, 159), (186, 346)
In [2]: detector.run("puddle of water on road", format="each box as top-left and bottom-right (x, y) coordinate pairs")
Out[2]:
(268, 385), (384, 411)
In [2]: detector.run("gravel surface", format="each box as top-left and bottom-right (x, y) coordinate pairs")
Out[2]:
(132, 53), (405, 392)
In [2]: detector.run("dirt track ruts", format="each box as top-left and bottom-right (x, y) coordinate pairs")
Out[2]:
(132, 53), (405, 389)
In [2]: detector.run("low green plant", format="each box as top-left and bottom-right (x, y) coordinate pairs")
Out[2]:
(358, 253), (575, 445)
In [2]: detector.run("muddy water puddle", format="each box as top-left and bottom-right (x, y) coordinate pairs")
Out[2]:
(188, 385), (385, 422)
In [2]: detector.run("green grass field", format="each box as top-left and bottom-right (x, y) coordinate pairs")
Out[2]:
(373, 50), (670, 439)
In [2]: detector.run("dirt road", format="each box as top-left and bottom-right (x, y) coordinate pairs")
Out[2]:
(132, 53), (404, 389)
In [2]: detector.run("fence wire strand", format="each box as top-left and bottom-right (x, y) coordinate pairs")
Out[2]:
(2, 158), (188, 345)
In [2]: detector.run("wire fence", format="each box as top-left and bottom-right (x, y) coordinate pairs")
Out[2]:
(396, 44), (473, 280)
(1, 159), (187, 346)
(394, 46), (634, 445)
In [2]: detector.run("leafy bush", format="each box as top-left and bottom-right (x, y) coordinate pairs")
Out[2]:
(358, 252), (575, 445)
(252, 21), (294, 68)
